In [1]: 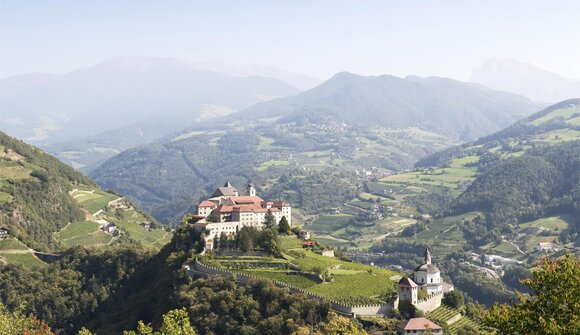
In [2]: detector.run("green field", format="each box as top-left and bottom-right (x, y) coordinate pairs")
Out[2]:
(529, 106), (580, 126)
(58, 220), (99, 239)
(310, 214), (353, 232)
(54, 220), (113, 248)
(71, 188), (119, 214)
(256, 159), (291, 171)
(0, 238), (28, 250)
(210, 236), (399, 305)
(0, 252), (47, 269)
(101, 209), (171, 249)
(520, 215), (571, 230)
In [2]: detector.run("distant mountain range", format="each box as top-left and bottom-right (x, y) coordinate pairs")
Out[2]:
(471, 58), (580, 103)
(0, 57), (301, 168)
(236, 72), (536, 141)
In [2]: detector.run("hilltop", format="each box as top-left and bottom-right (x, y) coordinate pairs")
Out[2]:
(236, 72), (536, 141)
(0, 131), (170, 267)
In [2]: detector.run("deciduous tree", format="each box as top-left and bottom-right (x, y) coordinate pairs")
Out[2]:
(484, 255), (580, 334)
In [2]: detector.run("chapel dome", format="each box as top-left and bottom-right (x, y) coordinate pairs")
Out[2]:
(414, 263), (440, 273)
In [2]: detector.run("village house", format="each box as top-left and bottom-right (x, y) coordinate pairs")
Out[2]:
(298, 228), (311, 240)
(192, 181), (292, 249)
(0, 227), (8, 237)
(321, 249), (335, 258)
(396, 317), (443, 334)
(536, 242), (558, 252)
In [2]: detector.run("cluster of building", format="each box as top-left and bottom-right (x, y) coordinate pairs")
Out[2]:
(192, 181), (291, 249)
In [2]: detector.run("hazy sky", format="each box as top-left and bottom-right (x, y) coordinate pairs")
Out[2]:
(1, 0), (579, 80)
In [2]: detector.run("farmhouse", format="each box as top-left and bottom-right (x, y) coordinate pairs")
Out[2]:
(536, 242), (558, 252)
(396, 317), (443, 334)
(398, 248), (453, 312)
(298, 228), (311, 240)
(193, 181), (291, 249)
(0, 227), (8, 237)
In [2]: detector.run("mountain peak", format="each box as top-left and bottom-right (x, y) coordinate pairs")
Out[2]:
(471, 58), (580, 103)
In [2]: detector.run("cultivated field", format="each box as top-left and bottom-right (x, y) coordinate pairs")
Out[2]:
(209, 236), (399, 305)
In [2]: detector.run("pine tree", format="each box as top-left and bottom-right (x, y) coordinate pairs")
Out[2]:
(278, 216), (290, 234)
(263, 209), (276, 228)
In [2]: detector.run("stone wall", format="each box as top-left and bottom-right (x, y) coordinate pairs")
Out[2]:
(188, 259), (398, 317)
(415, 291), (443, 313)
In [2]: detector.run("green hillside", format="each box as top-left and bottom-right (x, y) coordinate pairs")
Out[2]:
(0, 131), (170, 268)
(415, 98), (580, 168)
(304, 100), (578, 273)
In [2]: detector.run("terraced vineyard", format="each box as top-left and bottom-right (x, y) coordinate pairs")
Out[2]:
(427, 306), (492, 335)
(68, 187), (172, 249)
(209, 236), (399, 305)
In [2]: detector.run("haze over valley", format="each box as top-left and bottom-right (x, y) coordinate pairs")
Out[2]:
(0, 1), (578, 334)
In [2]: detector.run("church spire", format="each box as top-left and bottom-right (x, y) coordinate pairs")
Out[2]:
(424, 247), (432, 264)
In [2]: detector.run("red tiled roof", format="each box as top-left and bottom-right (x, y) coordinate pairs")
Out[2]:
(217, 206), (235, 213)
(272, 201), (290, 207)
(303, 240), (316, 246)
(232, 205), (259, 212)
(397, 317), (442, 331)
(198, 200), (216, 207)
(230, 196), (264, 205)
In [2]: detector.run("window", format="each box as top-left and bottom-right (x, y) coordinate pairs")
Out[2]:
(431, 278), (433, 283)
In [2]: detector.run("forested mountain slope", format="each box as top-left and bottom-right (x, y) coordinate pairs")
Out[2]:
(451, 141), (579, 232)
(0, 131), (169, 259)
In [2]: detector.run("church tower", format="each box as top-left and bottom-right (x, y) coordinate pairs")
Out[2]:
(246, 182), (256, 197)
(424, 247), (432, 265)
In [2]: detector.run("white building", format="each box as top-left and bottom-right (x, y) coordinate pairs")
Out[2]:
(413, 248), (444, 295)
(193, 181), (292, 249)
(398, 248), (453, 309)
(536, 242), (558, 252)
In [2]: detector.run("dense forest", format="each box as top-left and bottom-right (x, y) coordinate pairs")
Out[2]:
(451, 141), (579, 243)
(0, 224), (353, 335)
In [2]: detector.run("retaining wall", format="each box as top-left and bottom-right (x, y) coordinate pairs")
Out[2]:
(188, 259), (398, 317)
(415, 291), (443, 313)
